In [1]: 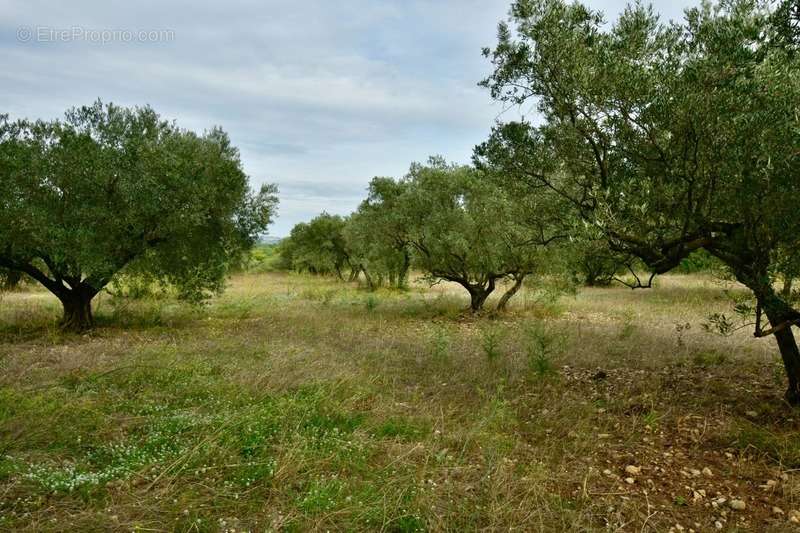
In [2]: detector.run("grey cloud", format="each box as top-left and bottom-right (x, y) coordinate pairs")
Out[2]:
(1, 0), (695, 236)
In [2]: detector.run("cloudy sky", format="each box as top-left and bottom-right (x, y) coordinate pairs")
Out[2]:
(2, 0), (693, 236)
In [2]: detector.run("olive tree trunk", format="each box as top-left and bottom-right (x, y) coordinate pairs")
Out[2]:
(739, 268), (800, 405)
(362, 268), (377, 291)
(773, 325), (800, 405)
(464, 278), (497, 313)
(759, 298), (800, 405)
(397, 252), (411, 289)
(496, 274), (526, 311)
(58, 285), (98, 332)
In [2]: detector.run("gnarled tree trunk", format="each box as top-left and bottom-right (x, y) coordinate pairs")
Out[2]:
(736, 266), (800, 405)
(397, 251), (411, 289)
(465, 278), (496, 313)
(58, 285), (98, 332)
(759, 298), (800, 405)
(362, 268), (376, 291)
(772, 325), (800, 405)
(496, 274), (526, 311)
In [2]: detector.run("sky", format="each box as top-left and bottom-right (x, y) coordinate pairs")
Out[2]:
(1, 0), (694, 237)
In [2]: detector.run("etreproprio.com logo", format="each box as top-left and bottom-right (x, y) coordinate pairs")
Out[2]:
(16, 26), (175, 44)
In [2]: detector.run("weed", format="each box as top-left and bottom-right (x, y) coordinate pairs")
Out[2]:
(365, 294), (379, 312)
(692, 350), (728, 367)
(429, 325), (451, 361)
(297, 477), (345, 514)
(374, 418), (427, 440)
(22, 411), (196, 493)
(481, 327), (503, 362)
(727, 425), (800, 468)
(674, 322), (691, 348)
(524, 322), (560, 378)
(642, 410), (660, 428)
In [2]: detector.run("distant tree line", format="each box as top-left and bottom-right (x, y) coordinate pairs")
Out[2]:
(277, 155), (672, 310)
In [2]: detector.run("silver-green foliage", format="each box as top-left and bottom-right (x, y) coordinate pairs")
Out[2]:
(477, 0), (800, 402)
(0, 101), (277, 330)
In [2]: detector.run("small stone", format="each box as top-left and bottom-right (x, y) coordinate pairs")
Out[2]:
(603, 469), (612, 476)
(702, 467), (713, 477)
(690, 468), (702, 477)
(772, 506), (784, 515)
(729, 499), (746, 511)
(760, 479), (778, 489)
(714, 522), (723, 530)
(624, 477), (635, 484)
(625, 465), (641, 475)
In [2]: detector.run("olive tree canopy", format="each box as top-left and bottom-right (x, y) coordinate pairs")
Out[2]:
(0, 102), (278, 331)
(477, 0), (800, 402)
(399, 158), (559, 312)
(343, 177), (412, 290)
(280, 213), (356, 279)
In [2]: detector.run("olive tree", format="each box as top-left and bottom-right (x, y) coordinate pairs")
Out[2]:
(343, 177), (412, 290)
(478, 0), (800, 402)
(280, 213), (357, 279)
(0, 102), (278, 331)
(565, 237), (624, 288)
(399, 158), (556, 312)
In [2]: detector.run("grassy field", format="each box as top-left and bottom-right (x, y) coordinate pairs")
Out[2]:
(1, 272), (799, 531)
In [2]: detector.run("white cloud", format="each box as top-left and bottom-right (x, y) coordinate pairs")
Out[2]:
(1, 0), (695, 235)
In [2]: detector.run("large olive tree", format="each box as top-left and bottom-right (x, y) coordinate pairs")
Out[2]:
(399, 158), (558, 312)
(0, 102), (278, 331)
(477, 0), (800, 402)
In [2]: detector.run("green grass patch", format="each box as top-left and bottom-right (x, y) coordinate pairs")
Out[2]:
(373, 417), (429, 441)
(725, 424), (800, 467)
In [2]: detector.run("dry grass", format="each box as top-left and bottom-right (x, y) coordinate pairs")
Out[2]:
(0, 272), (798, 531)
